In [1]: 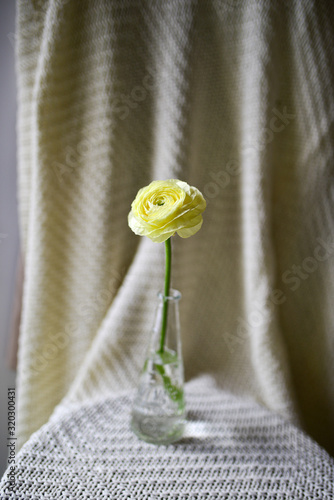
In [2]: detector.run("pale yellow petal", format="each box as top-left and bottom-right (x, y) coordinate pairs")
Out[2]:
(128, 178), (206, 241)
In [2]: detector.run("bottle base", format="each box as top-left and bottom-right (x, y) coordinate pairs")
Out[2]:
(131, 411), (186, 445)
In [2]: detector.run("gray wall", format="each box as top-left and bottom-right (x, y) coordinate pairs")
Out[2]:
(0, 0), (19, 477)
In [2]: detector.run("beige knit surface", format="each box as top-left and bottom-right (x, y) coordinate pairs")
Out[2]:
(1, 376), (334, 499)
(16, 0), (334, 456)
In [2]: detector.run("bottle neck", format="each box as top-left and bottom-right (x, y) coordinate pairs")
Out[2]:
(151, 289), (181, 355)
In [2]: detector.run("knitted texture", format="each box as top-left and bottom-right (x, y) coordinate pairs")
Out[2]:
(16, 0), (334, 456)
(1, 376), (334, 499)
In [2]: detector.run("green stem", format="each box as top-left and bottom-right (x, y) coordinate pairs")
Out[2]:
(158, 237), (172, 353)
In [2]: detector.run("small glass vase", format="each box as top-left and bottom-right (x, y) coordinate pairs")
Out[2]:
(131, 289), (186, 444)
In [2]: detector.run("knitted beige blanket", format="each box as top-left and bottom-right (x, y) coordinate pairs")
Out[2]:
(16, 0), (334, 455)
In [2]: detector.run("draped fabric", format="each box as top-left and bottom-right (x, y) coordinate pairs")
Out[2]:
(16, 0), (334, 454)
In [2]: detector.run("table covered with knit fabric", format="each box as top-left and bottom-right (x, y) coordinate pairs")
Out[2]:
(1, 376), (334, 499)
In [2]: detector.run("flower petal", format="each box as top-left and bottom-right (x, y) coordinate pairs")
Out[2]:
(128, 179), (206, 242)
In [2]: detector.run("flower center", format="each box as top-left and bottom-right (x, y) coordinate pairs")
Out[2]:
(155, 198), (165, 206)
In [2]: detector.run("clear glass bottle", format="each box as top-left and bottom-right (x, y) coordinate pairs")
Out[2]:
(131, 289), (186, 444)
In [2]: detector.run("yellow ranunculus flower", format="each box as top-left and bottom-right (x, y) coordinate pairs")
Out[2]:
(128, 179), (206, 243)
